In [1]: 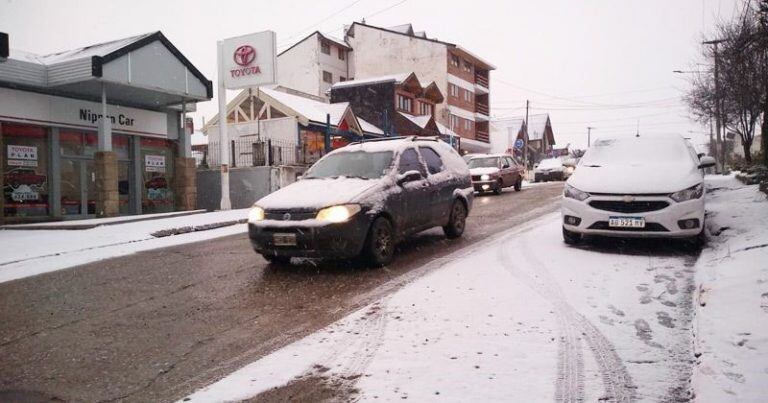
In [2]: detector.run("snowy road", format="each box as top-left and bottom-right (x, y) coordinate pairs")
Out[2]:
(184, 214), (702, 402)
(0, 183), (565, 402)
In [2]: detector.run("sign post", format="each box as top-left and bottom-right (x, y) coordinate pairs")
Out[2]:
(216, 30), (276, 210)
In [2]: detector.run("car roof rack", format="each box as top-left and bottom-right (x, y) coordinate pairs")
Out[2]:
(347, 135), (415, 146)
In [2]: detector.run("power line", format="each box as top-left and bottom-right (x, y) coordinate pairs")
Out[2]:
(277, 0), (367, 47)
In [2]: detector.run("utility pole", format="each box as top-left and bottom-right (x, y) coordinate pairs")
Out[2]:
(704, 39), (726, 172)
(587, 126), (594, 147)
(523, 99), (530, 171)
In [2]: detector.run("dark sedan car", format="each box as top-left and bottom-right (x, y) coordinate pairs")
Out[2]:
(247, 136), (474, 266)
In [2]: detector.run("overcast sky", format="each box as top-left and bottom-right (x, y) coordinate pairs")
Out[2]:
(0, 0), (741, 150)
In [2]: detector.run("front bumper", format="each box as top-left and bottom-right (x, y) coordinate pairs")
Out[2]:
(535, 171), (564, 181)
(472, 179), (498, 192)
(561, 195), (704, 238)
(248, 213), (371, 258)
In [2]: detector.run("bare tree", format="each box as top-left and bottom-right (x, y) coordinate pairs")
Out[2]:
(686, 1), (766, 165)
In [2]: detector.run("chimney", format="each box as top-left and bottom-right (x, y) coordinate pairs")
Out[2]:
(0, 32), (8, 61)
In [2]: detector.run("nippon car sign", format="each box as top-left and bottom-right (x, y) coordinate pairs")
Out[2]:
(221, 31), (276, 89)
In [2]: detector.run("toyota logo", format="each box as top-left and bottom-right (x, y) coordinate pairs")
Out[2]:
(233, 45), (256, 66)
(283, 212), (291, 221)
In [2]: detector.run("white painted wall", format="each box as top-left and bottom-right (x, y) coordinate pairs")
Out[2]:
(346, 25), (449, 126)
(277, 36), (320, 97)
(318, 43), (349, 97)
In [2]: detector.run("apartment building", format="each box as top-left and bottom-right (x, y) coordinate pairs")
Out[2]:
(344, 22), (494, 153)
(276, 31), (351, 98)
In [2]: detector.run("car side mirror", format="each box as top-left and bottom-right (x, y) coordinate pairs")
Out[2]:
(697, 152), (705, 159)
(698, 155), (716, 169)
(502, 164), (510, 169)
(397, 170), (422, 185)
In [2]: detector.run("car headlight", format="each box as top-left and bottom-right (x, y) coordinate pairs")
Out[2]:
(564, 184), (590, 201)
(248, 206), (265, 223)
(480, 174), (490, 181)
(316, 204), (362, 223)
(566, 167), (575, 174)
(670, 183), (704, 202)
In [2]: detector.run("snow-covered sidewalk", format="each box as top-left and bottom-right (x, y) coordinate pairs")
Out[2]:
(693, 175), (768, 401)
(0, 209), (249, 284)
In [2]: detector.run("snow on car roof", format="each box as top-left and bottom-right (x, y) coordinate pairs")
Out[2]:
(582, 134), (693, 166)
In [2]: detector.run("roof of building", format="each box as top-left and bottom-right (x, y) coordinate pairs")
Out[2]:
(330, 73), (412, 89)
(527, 114), (551, 141)
(400, 113), (432, 129)
(277, 31), (351, 57)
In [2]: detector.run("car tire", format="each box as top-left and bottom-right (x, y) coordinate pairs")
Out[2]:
(493, 180), (503, 195)
(514, 178), (522, 192)
(443, 199), (467, 239)
(562, 227), (582, 245)
(687, 227), (706, 249)
(363, 217), (395, 267)
(262, 254), (291, 265)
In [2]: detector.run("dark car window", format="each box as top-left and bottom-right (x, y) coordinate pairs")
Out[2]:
(467, 157), (499, 169)
(398, 148), (426, 176)
(505, 157), (516, 167)
(306, 150), (394, 179)
(418, 147), (444, 175)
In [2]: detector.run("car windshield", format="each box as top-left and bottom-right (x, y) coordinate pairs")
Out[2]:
(580, 137), (692, 167)
(467, 157), (498, 168)
(305, 150), (394, 179)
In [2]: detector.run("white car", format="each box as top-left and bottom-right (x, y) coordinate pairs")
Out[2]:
(534, 157), (572, 182)
(561, 135), (716, 246)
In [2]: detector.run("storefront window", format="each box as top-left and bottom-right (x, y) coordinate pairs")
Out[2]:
(2, 123), (50, 218)
(140, 138), (174, 214)
(60, 131), (98, 157)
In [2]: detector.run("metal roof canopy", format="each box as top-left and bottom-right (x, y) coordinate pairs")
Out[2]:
(0, 31), (212, 111)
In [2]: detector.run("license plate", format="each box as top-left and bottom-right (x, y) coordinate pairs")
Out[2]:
(609, 216), (645, 228)
(273, 233), (297, 246)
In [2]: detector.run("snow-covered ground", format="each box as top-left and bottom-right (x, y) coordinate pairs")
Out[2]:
(182, 175), (768, 402)
(693, 175), (768, 401)
(0, 209), (249, 284)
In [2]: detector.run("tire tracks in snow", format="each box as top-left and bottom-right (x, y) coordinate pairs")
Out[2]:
(497, 231), (636, 402)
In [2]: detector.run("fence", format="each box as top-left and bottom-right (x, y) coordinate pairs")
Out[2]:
(201, 137), (300, 168)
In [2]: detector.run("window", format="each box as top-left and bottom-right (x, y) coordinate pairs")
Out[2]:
(340, 76), (347, 82)
(419, 101), (433, 116)
(397, 94), (412, 112)
(419, 147), (444, 174)
(338, 50), (345, 60)
(463, 60), (472, 73)
(449, 84), (459, 98)
(450, 114), (460, 130)
(464, 119), (472, 131)
(322, 71), (332, 83)
(450, 54), (460, 67)
(321, 41), (330, 55)
(2, 124), (50, 218)
(463, 90), (472, 102)
(398, 148), (426, 176)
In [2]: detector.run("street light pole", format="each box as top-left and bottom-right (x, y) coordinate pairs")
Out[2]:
(703, 39), (726, 172)
(587, 126), (594, 147)
(523, 99), (529, 170)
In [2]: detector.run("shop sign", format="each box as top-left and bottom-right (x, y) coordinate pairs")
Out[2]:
(221, 31), (276, 89)
(145, 155), (166, 172)
(7, 145), (38, 167)
(10, 184), (40, 202)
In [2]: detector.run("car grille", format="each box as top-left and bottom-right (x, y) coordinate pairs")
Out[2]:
(587, 221), (669, 232)
(471, 175), (482, 181)
(264, 210), (316, 221)
(588, 200), (669, 213)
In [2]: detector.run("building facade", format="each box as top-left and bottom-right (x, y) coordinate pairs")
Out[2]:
(276, 31), (351, 98)
(329, 72), (446, 139)
(343, 22), (494, 152)
(0, 32), (211, 223)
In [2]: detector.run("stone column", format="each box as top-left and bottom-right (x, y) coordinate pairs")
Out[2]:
(174, 157), (197, 211)
(94, 151), (119, 217)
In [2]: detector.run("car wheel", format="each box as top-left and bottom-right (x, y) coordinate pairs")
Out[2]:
(514, 178), (522, 192)
(364, 217), (395, 267)
(262, 254), (291, 265)
(493, 180), (503, 195)
(443, 199), (467, 239)
(562, 226), (582, 245)
(687, 227), (706, 249)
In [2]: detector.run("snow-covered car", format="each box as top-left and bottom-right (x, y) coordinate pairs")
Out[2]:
(561, 134), (716, 245)
(467, 154), (524, 194)
(247, 136), (474, 266)
(534, 157), (572, 182)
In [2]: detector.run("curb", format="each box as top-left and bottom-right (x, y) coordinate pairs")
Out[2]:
(150, 219), (248, 238)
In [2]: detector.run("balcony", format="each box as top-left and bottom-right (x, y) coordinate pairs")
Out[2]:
(476, 129), (489, 143)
